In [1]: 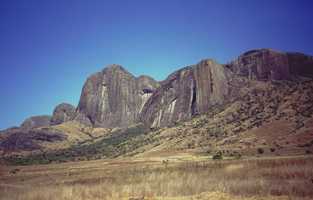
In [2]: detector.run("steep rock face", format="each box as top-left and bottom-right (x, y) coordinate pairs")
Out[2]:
(140, 59), (231, 128)
(136, 75), (160, 114)
(287, 52), (313, 78)
(229, 49), (290, 80)
(77, 65), (158, 128)
(229, 49), (313, 80)
(50, 103), (76, 125)
(20, 115), (52, 130)
(193, 60), (230, 112)
(140, 66), (195, 128)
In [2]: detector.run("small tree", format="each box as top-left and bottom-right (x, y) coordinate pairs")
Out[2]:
(212, 151), (223, 160)
(257, 148), (264, 154)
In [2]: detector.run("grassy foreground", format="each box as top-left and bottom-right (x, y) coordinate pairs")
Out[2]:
(0, 155), (313, 200)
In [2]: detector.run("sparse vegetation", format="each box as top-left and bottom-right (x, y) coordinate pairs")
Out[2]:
(212, 151), (223, 160)
(2, 124), (150, 165)
(1, 156), (313, 200)
(257, 148), (264, 154)
(230, 151), (242, 159)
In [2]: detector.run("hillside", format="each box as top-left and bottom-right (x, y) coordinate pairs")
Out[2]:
(1, 48), (313, 164)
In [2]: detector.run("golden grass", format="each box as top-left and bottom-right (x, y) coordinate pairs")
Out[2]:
(1, 156), (313, 200)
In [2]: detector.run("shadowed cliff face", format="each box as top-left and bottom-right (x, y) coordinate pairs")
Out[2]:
(139, 66), (195, 128)
(229, 49), (313, 80)
(287, 52), (313, 78)
(76, 64), (159, 128)
(139, 59), (231, 128)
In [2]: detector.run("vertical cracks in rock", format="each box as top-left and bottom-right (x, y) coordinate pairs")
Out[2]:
(209, 67), (214, 93)
(191, 79), (197, 115)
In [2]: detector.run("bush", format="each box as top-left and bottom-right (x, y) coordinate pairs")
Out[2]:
(212, 151), (223, 160)
(235, 154), (242, 159)
(257, 148), (264, 154)
(230, 151), (242, 159)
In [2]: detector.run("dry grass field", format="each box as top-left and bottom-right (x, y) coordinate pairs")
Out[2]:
(0, 154), (313, 200)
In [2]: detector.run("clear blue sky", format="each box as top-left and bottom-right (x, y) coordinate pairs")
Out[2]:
(1, 0), (313, 130)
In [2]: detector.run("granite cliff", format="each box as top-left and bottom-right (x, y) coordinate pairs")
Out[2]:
(228, 49), (313, 80)
(76, 64), (159, 128)
(140, 59), (232, 128)
(75, 49), (313, 129)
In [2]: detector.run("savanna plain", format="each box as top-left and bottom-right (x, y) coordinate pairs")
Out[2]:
(1, 153), (312, 200)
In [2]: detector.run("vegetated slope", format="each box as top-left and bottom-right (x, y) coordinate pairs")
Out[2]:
(128, 78), (313, 158)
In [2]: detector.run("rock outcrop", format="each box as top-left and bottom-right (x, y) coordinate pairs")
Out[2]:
(76, 64), (159, 128)
(50, 103), (76, 125)
(229, 49), (313, 80)
(0, 128), (66, 151)
(229, 49), (290, 80)
(20, 115), (52, 130)
(139, 59), (231, 128)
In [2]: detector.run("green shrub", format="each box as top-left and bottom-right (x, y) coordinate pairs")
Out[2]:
(270, 148), (276, 152)
(230, 151), (241, 159)
(234, 152), (242, 159)
(257, 148), (264, 154)
(212, 151), (223, 160)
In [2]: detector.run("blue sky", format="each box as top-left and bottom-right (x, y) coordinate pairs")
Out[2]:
(0, 0), (313, 129)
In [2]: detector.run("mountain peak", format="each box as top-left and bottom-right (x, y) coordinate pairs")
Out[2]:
(77, 63), (159, 127)
(102, 64), (128, 73)
(105, 64), (124, 70)
(241, 48), (281, 56)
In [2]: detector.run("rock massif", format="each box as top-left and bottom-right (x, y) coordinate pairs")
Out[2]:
(229, 49), (313, 80)
(1, 48), (313, 157)
(3, 48), (313, 131)
(75, 49), (313, 129)
(77, 64), (159, 128)
(140, 59), (232, 128)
